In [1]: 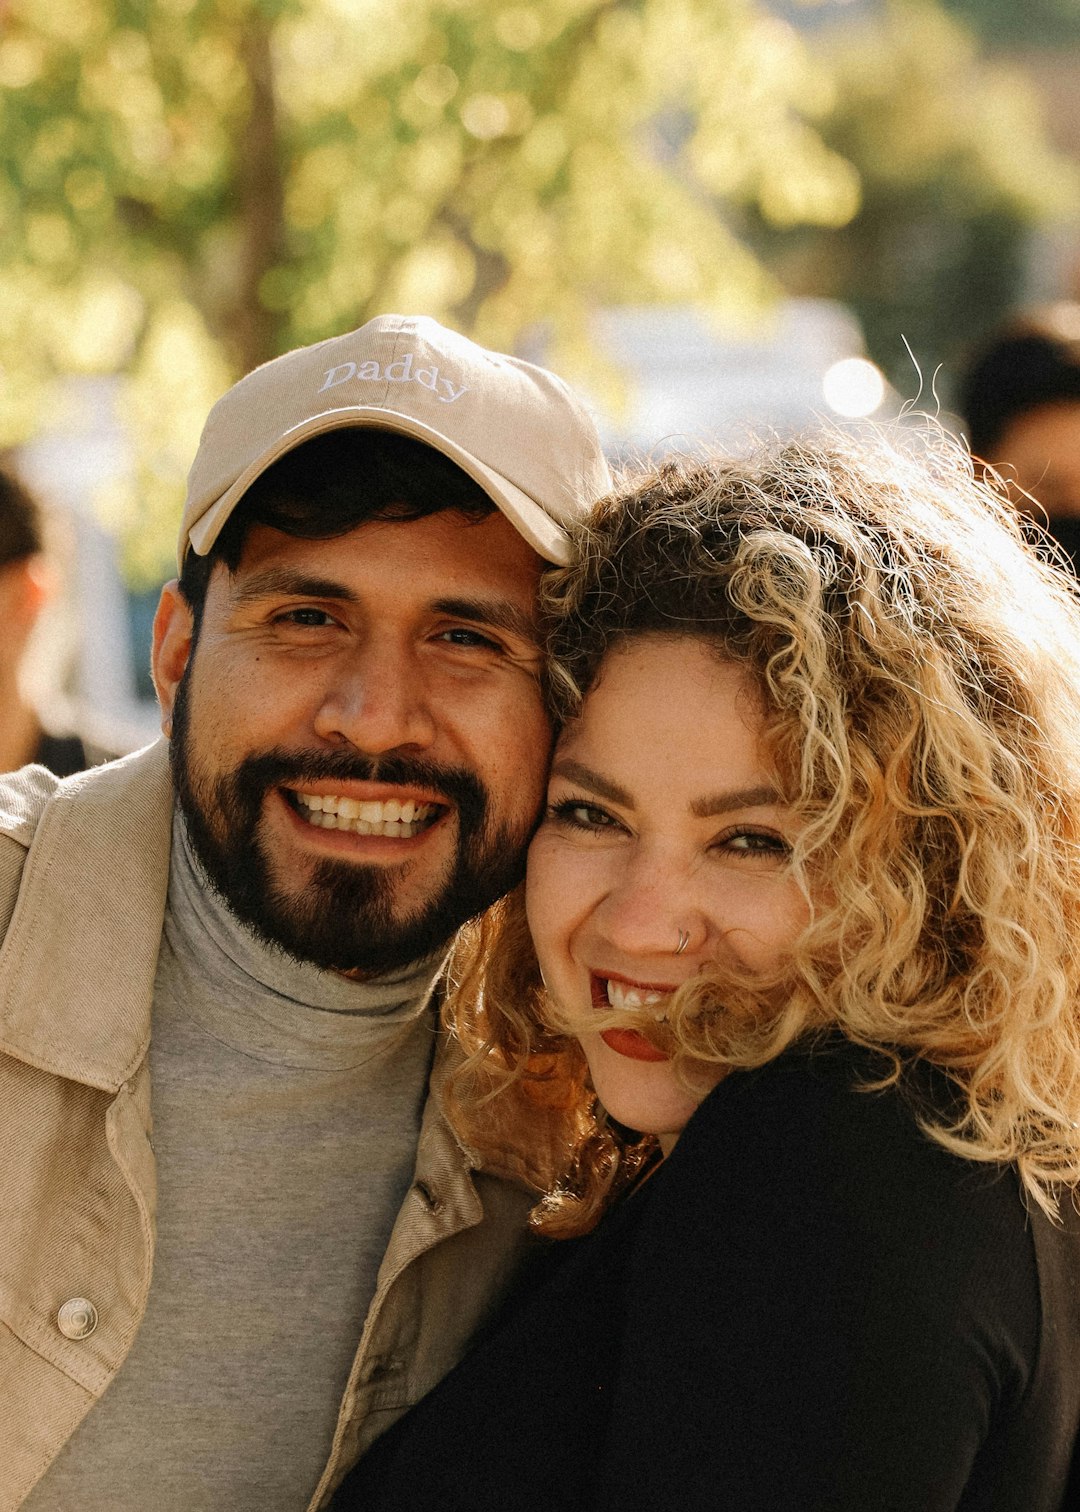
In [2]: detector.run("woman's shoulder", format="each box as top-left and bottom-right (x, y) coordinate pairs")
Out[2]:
(662, 1034), (1059, 1275)
(628, 1036), (1080, 1416)
(680, 1033), (988, 1174)
(609, 1038), (1080, 1512)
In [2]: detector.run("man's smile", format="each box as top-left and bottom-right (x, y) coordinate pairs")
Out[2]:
(289, 790), (445, 839)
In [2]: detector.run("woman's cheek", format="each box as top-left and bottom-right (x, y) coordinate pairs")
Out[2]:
(525, 829), (571, 961)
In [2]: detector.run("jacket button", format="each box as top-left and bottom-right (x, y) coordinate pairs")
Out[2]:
(57, 1297), (98, 1340)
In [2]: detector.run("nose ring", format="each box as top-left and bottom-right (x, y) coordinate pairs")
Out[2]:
(675, 929), (690, 956)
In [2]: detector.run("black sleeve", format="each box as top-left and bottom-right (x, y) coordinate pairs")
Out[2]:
(596, 1049), (1040, 1512)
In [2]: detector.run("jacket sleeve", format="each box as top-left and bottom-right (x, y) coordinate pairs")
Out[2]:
(0, 764), (57, 939)
(596, 1051), (1040, 1512)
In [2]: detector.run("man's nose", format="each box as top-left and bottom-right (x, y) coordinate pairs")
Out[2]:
(311, 638), (438, 754)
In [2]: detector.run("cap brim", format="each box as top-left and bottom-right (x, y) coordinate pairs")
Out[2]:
(182, 407), (571, 568)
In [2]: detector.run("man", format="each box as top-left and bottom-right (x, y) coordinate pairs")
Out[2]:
(959, 304), (1080, 567)
(0, 314), (612, 1510)
(0, 461), (111, 776)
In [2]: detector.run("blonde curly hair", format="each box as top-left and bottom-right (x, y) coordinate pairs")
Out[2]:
(445, 427), (1080, 1235)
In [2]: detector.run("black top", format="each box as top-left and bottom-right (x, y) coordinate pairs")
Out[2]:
(334, 1039), (1080, 1512)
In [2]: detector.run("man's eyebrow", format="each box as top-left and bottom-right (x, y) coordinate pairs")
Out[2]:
(229, 569), (358, 605)
(433, 596), (539, 645)
(552, 760), (782, 818)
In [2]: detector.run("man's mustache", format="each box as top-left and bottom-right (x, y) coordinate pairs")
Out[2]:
(229, 747), (487, 816)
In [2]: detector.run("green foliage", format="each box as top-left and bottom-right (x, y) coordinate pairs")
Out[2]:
(745, 0), (1079, 401)
(938, 0), (1080, 49)
(0, 0), (859, 579)
(0, 0), (1074, 578)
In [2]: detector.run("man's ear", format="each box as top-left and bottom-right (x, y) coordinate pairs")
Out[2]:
(1, 553), (51, 623)
(151, 580), (193, 738)
(0, 556), (52, 673)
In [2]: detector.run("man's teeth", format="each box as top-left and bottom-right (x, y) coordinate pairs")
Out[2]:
(606, 979), (669, 1011)
(294, 793), (437, 838)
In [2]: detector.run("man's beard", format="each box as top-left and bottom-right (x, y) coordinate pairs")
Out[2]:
(169, 672), (533, 976)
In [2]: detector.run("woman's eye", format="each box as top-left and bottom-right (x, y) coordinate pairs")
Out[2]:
(720, 829), (790, 859)
(547, 798), (620, 833)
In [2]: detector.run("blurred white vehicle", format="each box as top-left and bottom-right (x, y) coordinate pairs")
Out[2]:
(579, 298), (894, 462)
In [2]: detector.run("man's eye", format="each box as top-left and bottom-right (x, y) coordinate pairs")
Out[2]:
(438, 627), (502, 651)
(278, 607), (336, 627)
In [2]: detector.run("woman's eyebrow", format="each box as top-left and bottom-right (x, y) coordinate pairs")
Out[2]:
(551, 760), (782, 820)
(691, 785), (782, 818)
(550, 758), (632, 807)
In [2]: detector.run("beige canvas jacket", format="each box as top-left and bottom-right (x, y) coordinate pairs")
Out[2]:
(0, 743), (563, 1510)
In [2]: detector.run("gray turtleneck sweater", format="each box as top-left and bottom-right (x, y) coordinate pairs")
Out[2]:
(27, 815), (443, 1511)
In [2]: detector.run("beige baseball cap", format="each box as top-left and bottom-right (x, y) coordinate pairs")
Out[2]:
(178, 313), (613, 570)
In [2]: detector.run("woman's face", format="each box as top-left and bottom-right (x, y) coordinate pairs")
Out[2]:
(526, 634), (808, 1151)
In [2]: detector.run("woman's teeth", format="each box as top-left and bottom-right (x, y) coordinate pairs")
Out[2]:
(294, 793), (438, 838)
(606, 979), (670, 1012)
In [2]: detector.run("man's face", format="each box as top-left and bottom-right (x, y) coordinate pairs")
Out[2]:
(153, 507), (551, 975)
(996, 401), (1080, 519)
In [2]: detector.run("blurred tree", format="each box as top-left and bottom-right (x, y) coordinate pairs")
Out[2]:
(743, 0), (1078, 401)
(938, 0), (1080, 49)
(0, 0), (861, 579)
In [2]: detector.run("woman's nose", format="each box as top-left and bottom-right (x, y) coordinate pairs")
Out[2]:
(593, 853), (706, 962)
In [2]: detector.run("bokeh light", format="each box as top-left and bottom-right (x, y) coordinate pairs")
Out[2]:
(822, 356), (886, 418)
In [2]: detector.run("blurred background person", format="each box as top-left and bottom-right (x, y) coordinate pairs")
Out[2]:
(0, 459), (112, 775)
(959, 305), (1080, 567)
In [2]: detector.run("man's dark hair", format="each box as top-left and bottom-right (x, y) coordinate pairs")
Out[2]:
(960, 312), (1080, 460)
(0, 460), (44, 569)
(178, 428), (496, 630)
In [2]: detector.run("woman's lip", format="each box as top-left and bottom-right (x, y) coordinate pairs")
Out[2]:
(600, 1028), (671, 1063)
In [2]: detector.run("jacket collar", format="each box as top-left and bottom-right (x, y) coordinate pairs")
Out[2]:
(0, 741), (174, 1091)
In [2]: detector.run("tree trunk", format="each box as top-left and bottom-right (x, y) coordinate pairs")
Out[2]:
(232, 16), (286, 373)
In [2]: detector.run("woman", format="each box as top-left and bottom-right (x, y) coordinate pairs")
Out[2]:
(334, 430), (1080, 1510)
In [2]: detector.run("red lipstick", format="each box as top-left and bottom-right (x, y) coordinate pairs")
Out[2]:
(600, 1028), (670, 1063)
